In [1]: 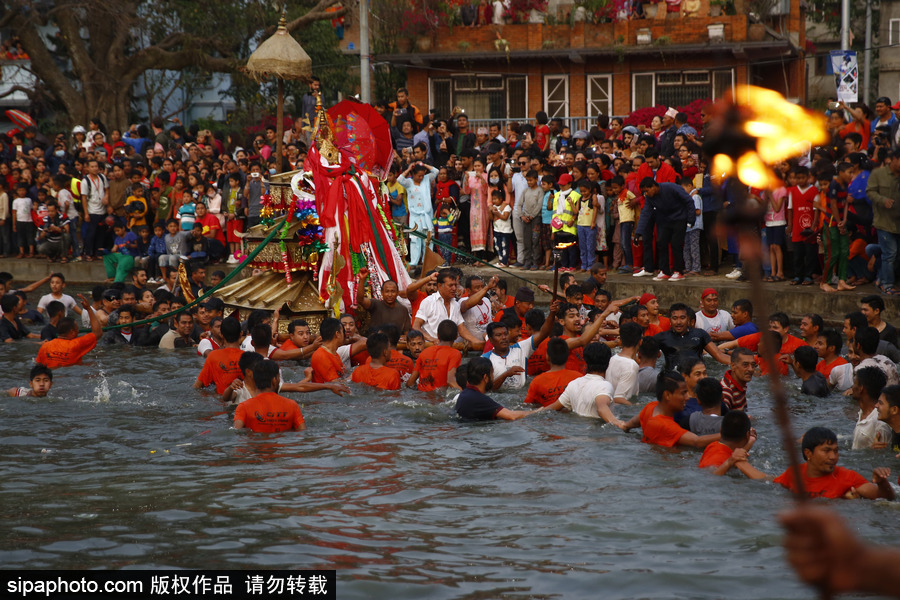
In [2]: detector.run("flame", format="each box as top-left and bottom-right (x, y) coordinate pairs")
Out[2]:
(734, 85), (828, 162)
(736, 152), (775, 189)
(555, 242), (576, 249)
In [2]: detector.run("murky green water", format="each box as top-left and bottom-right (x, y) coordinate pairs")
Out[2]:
(1, 342), (898, 599)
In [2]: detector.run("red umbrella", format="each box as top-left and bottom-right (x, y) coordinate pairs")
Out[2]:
(327, 100), (393, 179)
(5, 109), (34, 129)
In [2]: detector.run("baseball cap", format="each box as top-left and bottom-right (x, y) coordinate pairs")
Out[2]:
(558, 173), (573, 186)
(891, 101), (900, 111)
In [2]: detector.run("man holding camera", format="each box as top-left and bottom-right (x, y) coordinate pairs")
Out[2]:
(388, 88), (423, 133)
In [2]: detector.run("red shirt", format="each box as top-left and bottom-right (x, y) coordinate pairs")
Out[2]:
(787, 185), (819, 243)
(414, 344), (462, 391)
(310, 347), (344, 383)
(816, 356), (848, 379)
(196, 213), (226, 244)
(528, 336), (585, 375)
(524, 369), (581, 406)
(197, 347), (243, 394)
(699, 441), (733, 468)
(37, 333), (97, 368)
(351, 363), (401, 390)
(234, 391), (304, 433)
(383, 349), (414, 377)
(639, 401), (687, 447)
(774, 463), (869, 499)
(737, 332), (807, 376)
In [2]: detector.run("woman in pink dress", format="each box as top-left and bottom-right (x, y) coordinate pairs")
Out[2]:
(463, 157), (491, 255)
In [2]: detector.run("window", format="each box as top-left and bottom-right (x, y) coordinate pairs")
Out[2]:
(631, 70), (734, 110)
(587, 74), (612, 118)
(890, 19), (900, 46)
(544, 75), (569, 118)
(429, 75), (527, 121)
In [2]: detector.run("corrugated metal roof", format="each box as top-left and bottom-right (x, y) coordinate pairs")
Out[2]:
(215, 271), (326, 314)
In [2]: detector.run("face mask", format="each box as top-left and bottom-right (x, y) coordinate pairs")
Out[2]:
(55, 150), (65, 157)
(489, 177), (500, 185)
(268, 168), (276, 175)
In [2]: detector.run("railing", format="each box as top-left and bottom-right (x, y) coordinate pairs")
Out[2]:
(462, 117), (614, 132)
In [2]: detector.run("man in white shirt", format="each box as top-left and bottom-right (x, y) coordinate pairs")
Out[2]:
(694, 288), (734, 335)
(79, 159), (109, 259)
(482, 300), (558, 390)
(412, 269), (484, 350)
(851, 367), (892, 449)
(460, 275), (498, 343)
(605, 321), (641, 405)
(546, 342), (626, 428)
(853, 326), (900, 386)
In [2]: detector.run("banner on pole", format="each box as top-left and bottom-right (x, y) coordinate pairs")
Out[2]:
(830, 50), (858, 103)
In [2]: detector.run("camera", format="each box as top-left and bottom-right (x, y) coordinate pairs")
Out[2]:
(828, 101), (841, 110)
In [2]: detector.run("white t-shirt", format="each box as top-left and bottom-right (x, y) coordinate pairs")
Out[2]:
(239, 336), (277, 358)
(197, 337), (220, 356)
(80, 174), (108, 215)
(558, 373), (615, 419)
(493, 204), (513, 234)
(482, 336), (536, 390)
(828, 362), (853, 391)
(694, 309), (734, 335)
(57, 188), (78, 220)
(37, 293), (77, 315)
(605, 354), (639, 401)
(461, 296), (492, 341)
(852, 407), (893, 450)
(12, 197), (33, 222)
(416, 292), (463, 339)
(856, 357), (900, 386)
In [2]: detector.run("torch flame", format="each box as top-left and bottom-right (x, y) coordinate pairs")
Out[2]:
(555, 242), (576, 250)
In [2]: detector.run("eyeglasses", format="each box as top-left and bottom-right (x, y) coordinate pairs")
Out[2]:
(518, 161), (528, 166)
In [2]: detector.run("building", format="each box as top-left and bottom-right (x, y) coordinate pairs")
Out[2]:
(376, 1), (806, 123)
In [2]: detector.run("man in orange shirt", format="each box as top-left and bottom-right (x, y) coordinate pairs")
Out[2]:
(774, 427), (894, 500)
(719, 312), (807, 376)
(815, 329), (849, 380)
(351, 333), (401, 391)
(233, 360), (305, 433)
(528, 301), (620, 376)
(623, 370), (720, 448)
(36, 294), (102, 368)
(641, 293), (670, 336)
(310, 317), (367, 383)
(698, 411), (766, 479)
(193, 318), (243, 394)
(407, 319), (462, 392)
(525, 338), (581, 407)
(370, 323), (414, 384)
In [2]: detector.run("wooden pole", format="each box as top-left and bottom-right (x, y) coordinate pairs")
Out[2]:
(275, 78), (285, 174)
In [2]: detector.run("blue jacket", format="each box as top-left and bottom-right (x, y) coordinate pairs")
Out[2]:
(148, 235), (167, 257)
(635, 182), (696, 236)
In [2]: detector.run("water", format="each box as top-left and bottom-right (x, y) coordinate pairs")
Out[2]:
(1, 342), (898, 599)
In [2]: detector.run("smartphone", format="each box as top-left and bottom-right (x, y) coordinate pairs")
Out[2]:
(16, 145), (22, 152)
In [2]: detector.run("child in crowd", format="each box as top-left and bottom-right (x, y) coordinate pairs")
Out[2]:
(609, 176), (636, 274)
(490, 189), (512, 267)
(765, 171), (789, 282)
(689, 376), (726, 435)
(539, 175), (556, 270)
(6, 364), (53, 397)
(12, 182), (34, 258)
(125, 183), (148, 231)
(682, 176), (703, 276)
(433, 203), (458, 266)
(786, 166), (819, 286)
(224, 172), (245, 263)
(576, 179), (597, 272)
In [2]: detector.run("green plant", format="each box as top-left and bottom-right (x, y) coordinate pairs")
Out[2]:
(542, 39), (556, 48)
(655, 35), (671, 46)
(545, 14), (558, 25)
(457, 40), (471, 51)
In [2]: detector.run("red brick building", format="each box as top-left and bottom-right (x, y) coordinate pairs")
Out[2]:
(377, 3), (806, 122)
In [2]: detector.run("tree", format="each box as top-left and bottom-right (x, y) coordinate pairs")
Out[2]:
(1, 0), (347, 128)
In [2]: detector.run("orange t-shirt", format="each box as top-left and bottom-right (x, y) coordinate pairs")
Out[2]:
(351, 363), (401, 390)
(698, 441), (733, 468)
(311, 347), (344, 383)
(351, 349), (370, 367)
(639, 400), (687, 447)
(383, 349), (413, 376)
(774, 463), (869, 499)
(234, 391), (304, 433)
(524, 369), (581, 406)
(646, 316), (670, 337)
(278, 339), (299, 352)
(816, 356), (849, 379)
(738, 333), (807, 376)
(37, 333), (97, 368)
(414, 344), (462, 391)
(197, 347), (243, 394)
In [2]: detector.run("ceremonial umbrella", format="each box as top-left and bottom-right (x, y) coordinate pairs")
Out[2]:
(5, 109), (34, 129)
(327, 100), (393, 178)
(244, 15), (312, 174)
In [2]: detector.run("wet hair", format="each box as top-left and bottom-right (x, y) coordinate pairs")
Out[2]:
(696, 377), (723, 409)
(546, 337), (570, 366)
(854, 326), (880, 356)
(319, 317), (342, 342)
(246, 309), (270, 331)
(57, 317), (78, 337)
(117, 304), (136, 319)
(45, 300), (65, 320)
(377, 323), (401, 346)
(844, 311), (867, 334)
(731, 298), (752, 318)
(802, 313), (823, 333)
(252, 359), (280, 391)
(287, 319), (309, 334)
(500, 313), (522, 331)
(668, 302), (691, 318)
(221, 317), (242, 343)
(466, 357), (494, 386)
(406, 329), (424, 343)
(638, 336), (660, 359)
(565, 285), (583, 300)
(464, 275), (483, 290)
(619, 321), (643, 348)
(455, 361), (469, 388)
(731, 347), (755, 364)
(238, 350), (264, 376)
(436, 268), (457, 285)
(523, 308), (545, 332)
(0, 294), (19, 313)
(50, 272), (65, 283)
(366, 332), (389, 358)
(768, 312), (790, 329)
(856, 366), (887, 400)
(437, 319), (458, 343)
(678, 353), (705, 375)
(861, 294), (885, 314)
(583, 342), (612, 373)
(801, 427), (837, 459)
(793, 345), (818, 372)
(720, 410), (751, 444)
(819, 328), (843, 353)
(250, 324), (272, 349)
(29, 363), (53, 382)
(656, 370), (684, 401)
